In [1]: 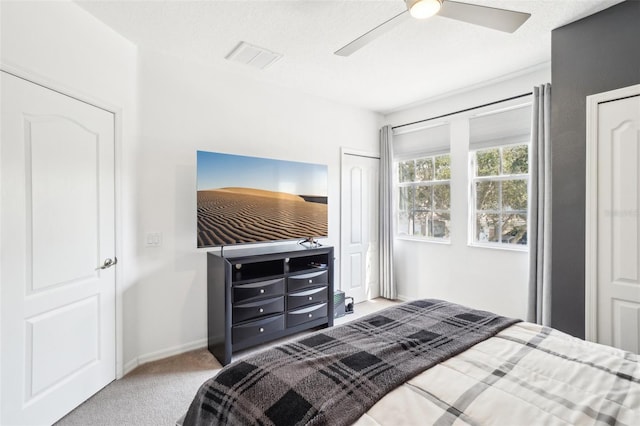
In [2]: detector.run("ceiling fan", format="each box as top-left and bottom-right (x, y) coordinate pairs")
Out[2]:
(335, 0), (531, 56)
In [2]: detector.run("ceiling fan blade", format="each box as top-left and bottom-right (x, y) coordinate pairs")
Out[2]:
(439, 0), (530, 33)
(335, 10), (410, 57)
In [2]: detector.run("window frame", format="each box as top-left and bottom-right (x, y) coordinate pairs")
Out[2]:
(469, 143), (529, 251)
(396, 153), (452, 242)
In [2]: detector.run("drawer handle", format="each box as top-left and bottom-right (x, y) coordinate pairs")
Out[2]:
(308, 296), (313, 301)
(259, 327), (264, 333)
(308, 313), (313, 318)
(259, 308), (264, 313)
(260, 289), (265, 294)
(308, 279), (312, 284)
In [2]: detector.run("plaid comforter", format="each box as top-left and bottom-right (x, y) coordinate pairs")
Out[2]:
(184, 299), (519, 426)
(355, 322), (640, 425)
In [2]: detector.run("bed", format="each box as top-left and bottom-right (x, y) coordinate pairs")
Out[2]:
(183, 299), (640, 425)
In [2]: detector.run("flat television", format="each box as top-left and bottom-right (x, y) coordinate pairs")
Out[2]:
(196, 151), (328, 248)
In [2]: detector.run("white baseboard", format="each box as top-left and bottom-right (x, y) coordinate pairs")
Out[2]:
(122, 338), (209, 376)
(122, 358), (140, 377)
(396, 294), (410, 302)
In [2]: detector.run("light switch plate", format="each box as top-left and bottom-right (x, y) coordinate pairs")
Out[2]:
(145, 232), (162, 247)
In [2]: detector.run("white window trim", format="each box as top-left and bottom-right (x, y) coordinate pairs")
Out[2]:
(469, 143), (530, 251)
(396, 235), (452, 245)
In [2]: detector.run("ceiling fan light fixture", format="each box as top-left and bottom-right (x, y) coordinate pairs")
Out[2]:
(406, 0), (442, 19)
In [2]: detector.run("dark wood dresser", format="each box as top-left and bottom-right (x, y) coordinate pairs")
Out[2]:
(207, 244), (334, 365)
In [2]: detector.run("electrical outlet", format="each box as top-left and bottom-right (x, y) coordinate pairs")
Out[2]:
(145, 232), (162, 247)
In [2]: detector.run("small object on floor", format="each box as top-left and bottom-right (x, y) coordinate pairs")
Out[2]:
(345, 297), (354, 314)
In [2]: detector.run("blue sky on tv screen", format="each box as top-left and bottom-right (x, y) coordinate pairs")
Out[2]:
(197, 151), (327, 196)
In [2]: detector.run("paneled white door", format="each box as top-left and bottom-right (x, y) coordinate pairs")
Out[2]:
(1, 71), (116, 425)
(340, 152), (379, 303)
(587, 88), (640, 353)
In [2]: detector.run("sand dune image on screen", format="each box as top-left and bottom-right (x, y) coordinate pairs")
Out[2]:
(197, 187), (328, 247)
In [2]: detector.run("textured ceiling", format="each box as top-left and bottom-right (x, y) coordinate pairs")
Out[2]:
(76, 0), (624, 113)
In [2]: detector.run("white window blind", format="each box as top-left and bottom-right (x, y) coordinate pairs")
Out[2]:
(469, 104), (532, 150)
(393, 122), (450, 160)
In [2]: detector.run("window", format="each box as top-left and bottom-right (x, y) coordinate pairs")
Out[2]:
(471, 144), (528, 246)
(469, 103), (531, 248)
(397, 153), (451, 239)
(393, 122), (450, 241)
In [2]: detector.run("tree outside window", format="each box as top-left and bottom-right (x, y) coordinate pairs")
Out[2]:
(472, 144), (528, 246)
(397, 154), (451, 240)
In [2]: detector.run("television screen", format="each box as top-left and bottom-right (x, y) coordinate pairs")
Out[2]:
(197, 151), (328, 248)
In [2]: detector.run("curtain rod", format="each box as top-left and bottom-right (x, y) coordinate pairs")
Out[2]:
(391, 92), (533, 130)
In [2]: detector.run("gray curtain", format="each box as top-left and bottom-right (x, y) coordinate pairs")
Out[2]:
(379, 125), (396, 300)
(527, 83), (552, 325)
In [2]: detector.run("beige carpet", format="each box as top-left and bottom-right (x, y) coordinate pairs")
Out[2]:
(55, 349), (221, 426)
(55, 298), (399, 426)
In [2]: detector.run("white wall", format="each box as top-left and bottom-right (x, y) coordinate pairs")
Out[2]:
(1, 0), (138, 377)
(384, 65), (551, 319)
(129, 49), (381, 369)
(1, 1), (381, 373)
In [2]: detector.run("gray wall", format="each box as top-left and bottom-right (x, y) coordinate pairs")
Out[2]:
(551, 0), (640, 338)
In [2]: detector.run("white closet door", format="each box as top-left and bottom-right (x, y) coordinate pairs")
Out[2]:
(1, 71), (116, 425)
(341, 153), (380, 303)
(593, 93), (640, 353)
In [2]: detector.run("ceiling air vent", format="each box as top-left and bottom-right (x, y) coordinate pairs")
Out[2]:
(225, 41), (282, 70)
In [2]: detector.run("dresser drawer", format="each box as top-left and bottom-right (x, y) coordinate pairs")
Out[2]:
(287, 286), (328, 310)
(287, 270), (328, 292)
(233, 278), (285, 304)
(287, 303), (327, 328)
(232, 314), (285, 344)
(233, 296), (284, 324)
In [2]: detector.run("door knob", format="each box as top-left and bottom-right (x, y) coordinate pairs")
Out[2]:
(99, 257), (118, 270)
